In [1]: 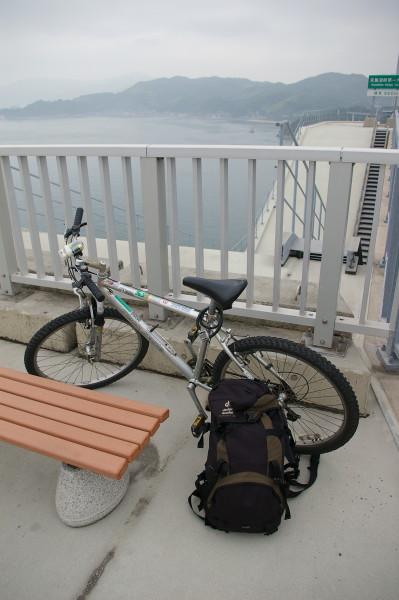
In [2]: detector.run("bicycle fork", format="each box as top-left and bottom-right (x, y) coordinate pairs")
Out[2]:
(84, 300), (105, 361)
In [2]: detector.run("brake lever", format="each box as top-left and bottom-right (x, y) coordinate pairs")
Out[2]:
(64, 222), (87, 240)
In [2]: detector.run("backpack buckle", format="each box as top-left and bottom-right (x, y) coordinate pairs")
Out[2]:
(246, 409), (259, 423)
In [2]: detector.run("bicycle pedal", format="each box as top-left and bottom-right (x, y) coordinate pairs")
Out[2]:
(191, 414), (208, 438)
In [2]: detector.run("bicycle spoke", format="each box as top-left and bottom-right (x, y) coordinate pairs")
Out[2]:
(219, 344), (350, 449)
(33, 314), (143, 386)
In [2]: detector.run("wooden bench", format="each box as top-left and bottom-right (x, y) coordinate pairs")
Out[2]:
(0, 367), (169, 525)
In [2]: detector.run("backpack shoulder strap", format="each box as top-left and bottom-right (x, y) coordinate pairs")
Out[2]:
(188, 490), (205, 521)
(286, 454), (320, 498)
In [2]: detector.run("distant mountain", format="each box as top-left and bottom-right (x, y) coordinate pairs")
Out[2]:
(0, 73), (149, 108)
(0, 73), (372, 120)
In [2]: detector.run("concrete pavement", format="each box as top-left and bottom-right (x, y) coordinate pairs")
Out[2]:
(0, 339), (398, 600)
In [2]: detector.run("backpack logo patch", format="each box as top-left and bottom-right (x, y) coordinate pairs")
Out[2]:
(221, 400), (235, 416)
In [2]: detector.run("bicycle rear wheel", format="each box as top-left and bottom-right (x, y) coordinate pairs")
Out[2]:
(24, 307), (148, 388)
(212, 336), (359, 454)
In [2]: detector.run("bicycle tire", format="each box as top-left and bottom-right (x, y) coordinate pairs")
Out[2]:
(212, 336), (359, 454)
(24, 307), (149, 389)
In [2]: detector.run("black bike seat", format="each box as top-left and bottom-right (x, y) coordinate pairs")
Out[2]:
(182, 276), (247, 310)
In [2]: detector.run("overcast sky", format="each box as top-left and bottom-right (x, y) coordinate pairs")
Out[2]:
(1, 0), (398, 91)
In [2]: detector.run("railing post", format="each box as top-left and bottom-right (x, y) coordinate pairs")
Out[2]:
(140, 157), (169, 320)
(313, 162), (353, 347)
(0, 164), (17, 295)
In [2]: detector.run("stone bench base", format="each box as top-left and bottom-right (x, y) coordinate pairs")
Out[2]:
(55, 463), (130, 527)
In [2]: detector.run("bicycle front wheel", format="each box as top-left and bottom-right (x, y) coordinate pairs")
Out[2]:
(24, 307), (149, 388)
(212, 336), (359, 454)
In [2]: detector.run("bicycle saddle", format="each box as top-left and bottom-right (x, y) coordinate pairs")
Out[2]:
(183, 276), (247, 310)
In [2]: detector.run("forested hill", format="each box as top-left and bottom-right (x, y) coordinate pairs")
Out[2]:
(0, 73), (371, 119)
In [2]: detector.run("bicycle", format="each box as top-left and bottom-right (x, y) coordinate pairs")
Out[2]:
(24, 208), (359, 455)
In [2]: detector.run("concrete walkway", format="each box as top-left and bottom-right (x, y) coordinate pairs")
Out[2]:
(0, 339), (398, 600)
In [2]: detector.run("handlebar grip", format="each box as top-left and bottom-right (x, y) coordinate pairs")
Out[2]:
(73, 207), (84, 229)
(81, 273), (105, 302)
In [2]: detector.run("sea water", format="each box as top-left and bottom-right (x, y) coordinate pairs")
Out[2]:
(0, 115), (278, 249)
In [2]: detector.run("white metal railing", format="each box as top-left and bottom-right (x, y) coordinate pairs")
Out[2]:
(0, 143), (399, 348)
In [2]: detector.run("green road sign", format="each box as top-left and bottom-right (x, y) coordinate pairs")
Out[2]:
(368, 75), (399, 97)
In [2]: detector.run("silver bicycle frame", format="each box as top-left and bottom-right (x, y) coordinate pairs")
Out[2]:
(94, 277), (254, 416)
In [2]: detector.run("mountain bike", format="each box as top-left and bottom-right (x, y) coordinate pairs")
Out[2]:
(24, 208), (359, 454)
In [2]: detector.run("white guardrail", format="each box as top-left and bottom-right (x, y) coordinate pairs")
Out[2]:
(0, 144), (399, 349)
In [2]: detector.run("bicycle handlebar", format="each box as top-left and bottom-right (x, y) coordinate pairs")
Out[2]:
(64, 207), (86, 239)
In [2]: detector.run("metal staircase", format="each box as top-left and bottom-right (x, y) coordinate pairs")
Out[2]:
(355, 128), (389, 262)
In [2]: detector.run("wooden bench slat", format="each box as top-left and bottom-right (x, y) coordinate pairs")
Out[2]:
(0, 392), (149, 446)
(0, 367), (169, 422)
(0, 419), (128, 479)
(0, 404), (140, 460)
(0, 377), (159, 434)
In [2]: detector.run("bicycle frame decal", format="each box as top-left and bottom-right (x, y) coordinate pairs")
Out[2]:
(114, 294), (134, 313)
(102, 279), (199, 320)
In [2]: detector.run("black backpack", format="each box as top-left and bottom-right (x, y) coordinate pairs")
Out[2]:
(189, 379), (319, 535)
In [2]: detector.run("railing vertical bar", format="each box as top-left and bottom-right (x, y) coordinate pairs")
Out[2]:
(246, 159), (256, 307)
(36, 156), (62, 280)
(77, 156), (97, 260)
(317, 193), (322, 240)
(56, 156), (73, 227)
(121, 157), (141, 287)
(192, 158), (204, 277)
(0, 156), (28, 275)
(18, 156), (45, 278)
(219, 158), (229, 278)
(166, 157), (181, 297)
(292, 160), (298, 234)
(299, 161), (316, 315)
(359, 165), (385, 324)
(273, 160), (285, 311)
(98, 156), (119, 279)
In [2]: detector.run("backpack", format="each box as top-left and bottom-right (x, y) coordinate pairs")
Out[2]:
(188, 379), (319, 535)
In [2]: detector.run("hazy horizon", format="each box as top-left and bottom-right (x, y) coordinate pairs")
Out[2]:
(1, 0), (398, 107)
(0, 70), (371, 109)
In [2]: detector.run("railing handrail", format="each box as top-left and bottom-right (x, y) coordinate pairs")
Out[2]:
(0, 144), (398, 164)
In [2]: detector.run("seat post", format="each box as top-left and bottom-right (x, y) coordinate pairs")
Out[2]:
(208, 300), (217, 316)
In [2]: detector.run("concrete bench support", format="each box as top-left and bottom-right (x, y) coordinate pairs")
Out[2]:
(56, 464), (130, 527)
